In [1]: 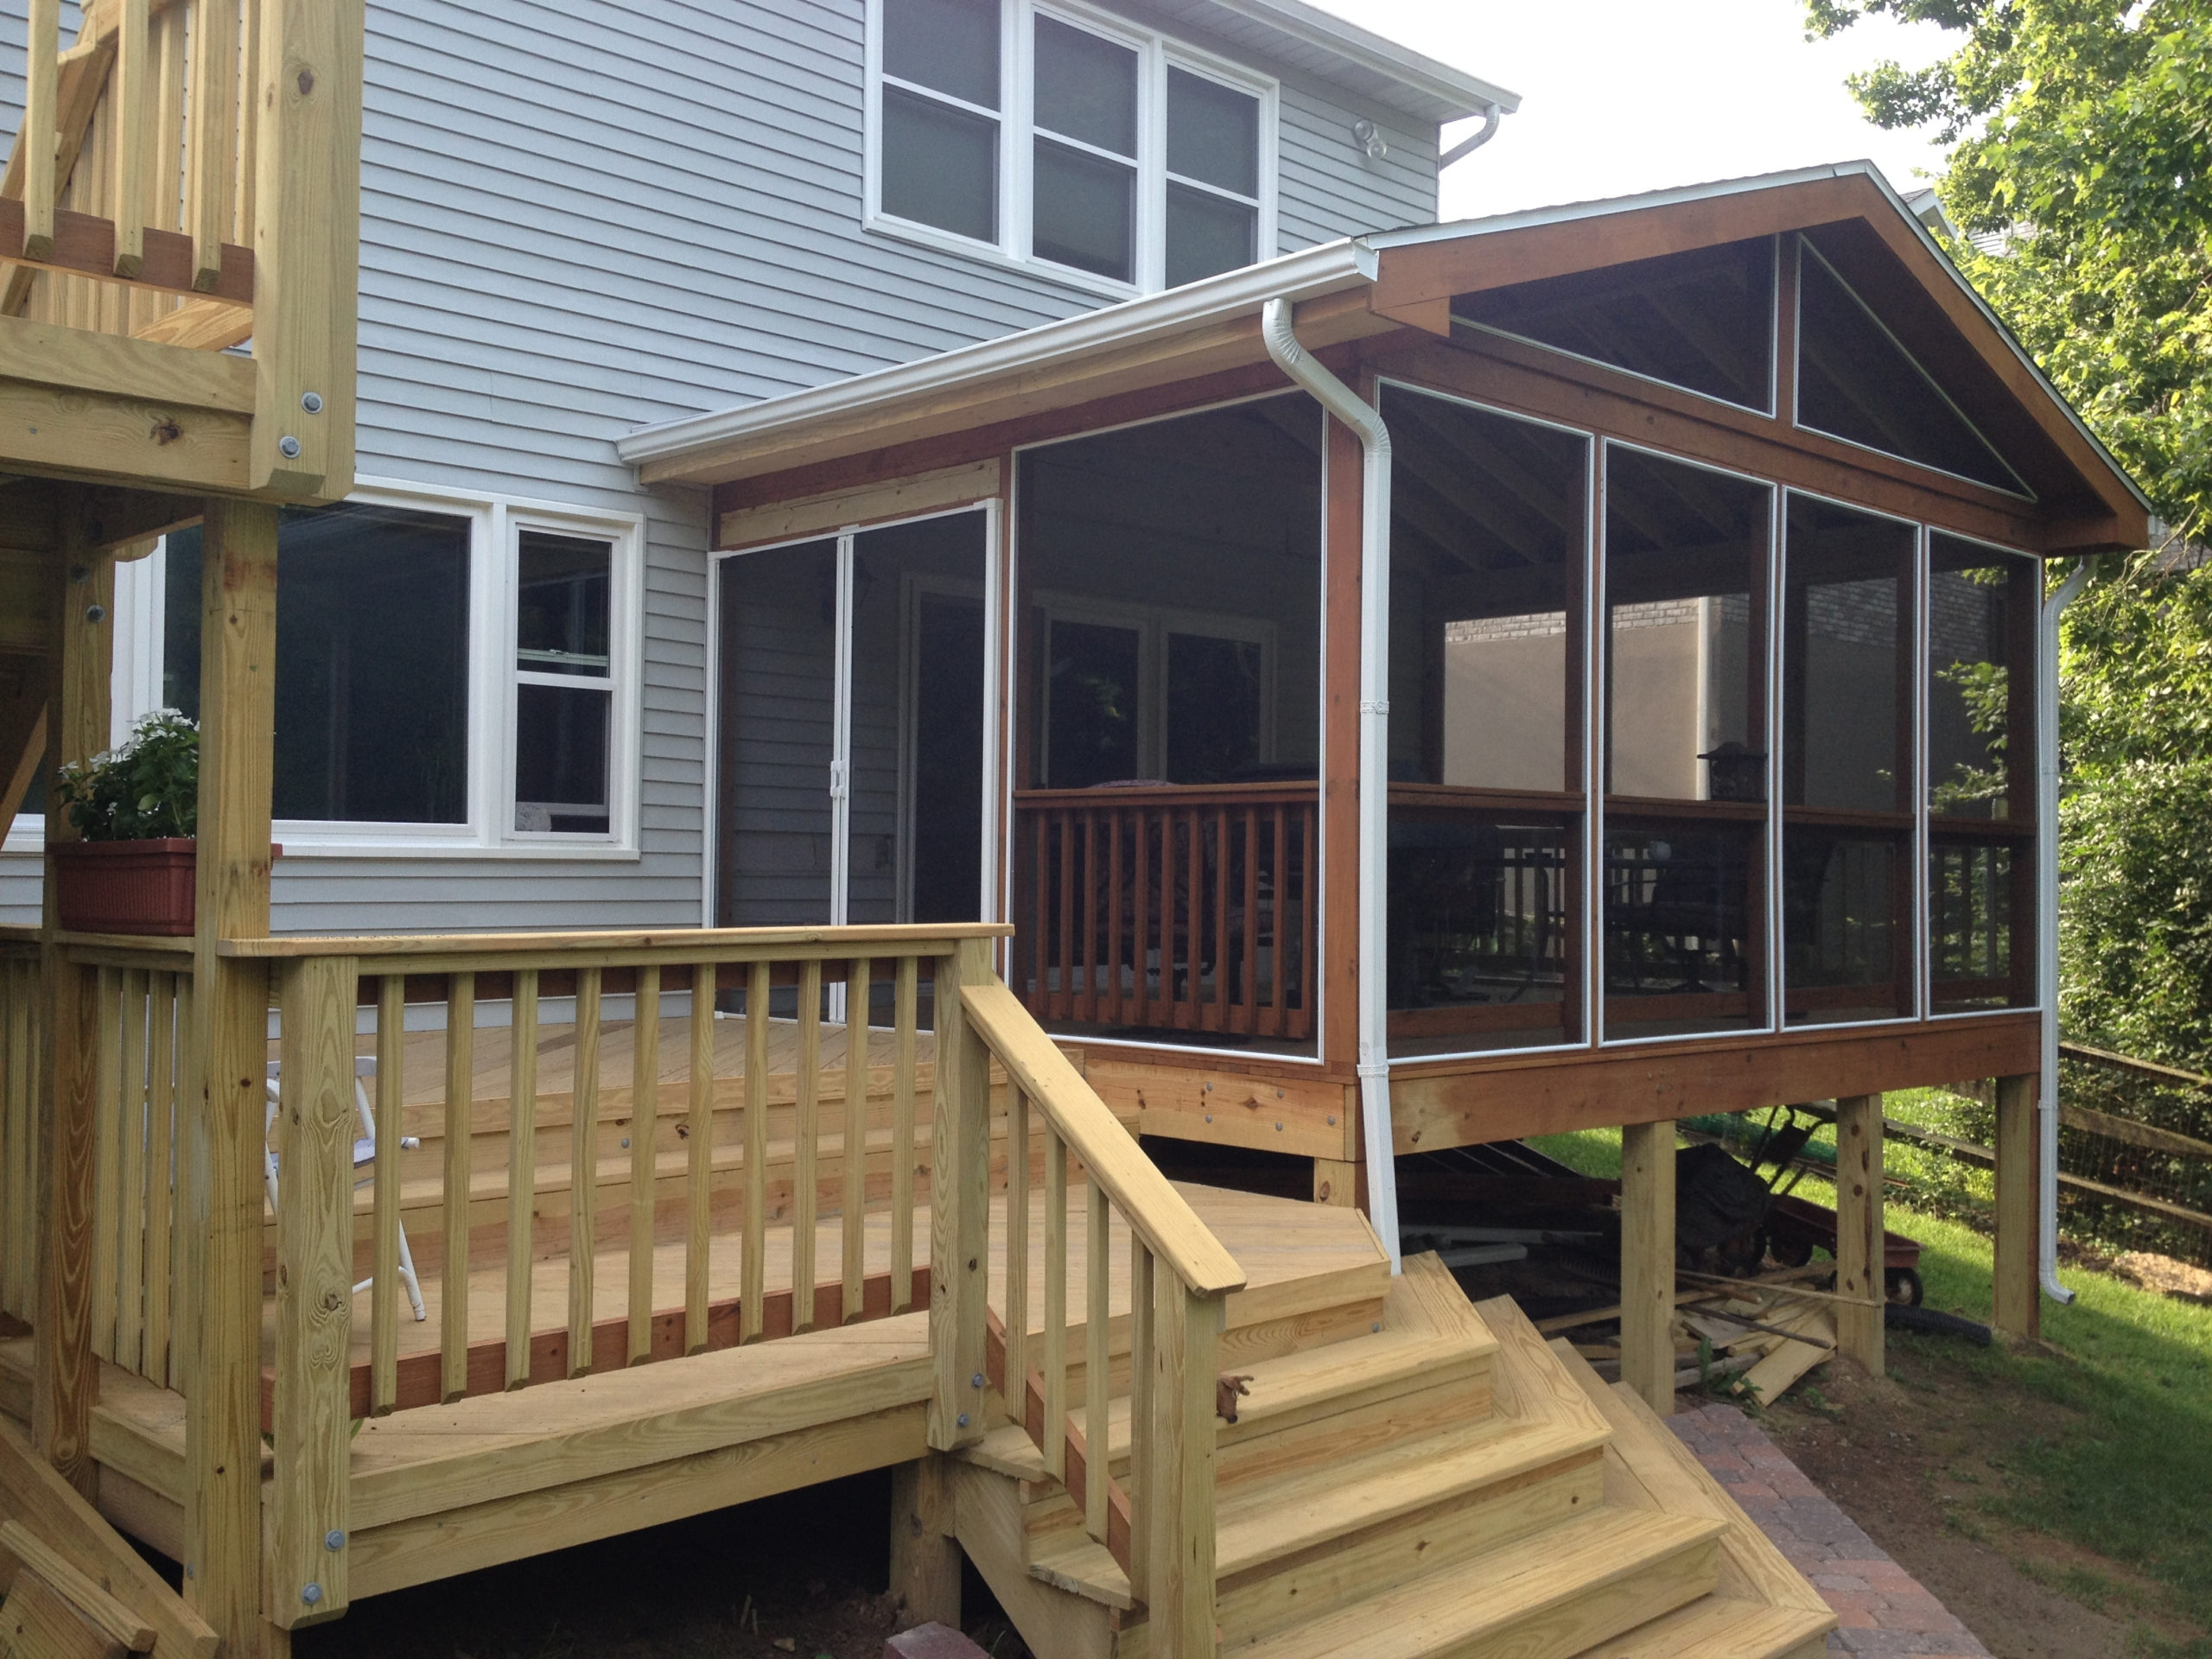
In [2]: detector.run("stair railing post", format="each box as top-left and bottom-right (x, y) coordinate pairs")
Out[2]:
(928, 938), (995, 1450)
(1149, 1277), (1224, 1656)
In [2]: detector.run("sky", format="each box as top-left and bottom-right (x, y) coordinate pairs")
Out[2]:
(1316, 0), (1961, 220)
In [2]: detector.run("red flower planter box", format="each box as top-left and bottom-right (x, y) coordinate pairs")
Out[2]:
(51, 838), (197, 936)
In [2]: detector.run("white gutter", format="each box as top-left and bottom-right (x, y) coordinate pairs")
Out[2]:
(2037, 561), (2089, 1306)
(619, 240), (1378, 477)
(1438, 103), (1503, 171)
(1258, 296), (1401, 1271)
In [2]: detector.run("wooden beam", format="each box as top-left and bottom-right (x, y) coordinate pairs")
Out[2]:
(131, 298), (253, 352)
(1619, 1119), (1675, 1417)
(0, 372), (251, 494)
(33, 516), (111, 1497)
(1832, 1094), (1884, 1374)
(1323, 416), (1363, 1077)
(0, 315), (257, 411)
(269, 954), (357, 1630)
(182, 498), (278, 1656)
(1993, 1071), (2039, 1339)
(72, 488), (200, 554)
(719, 460), (1000, 550)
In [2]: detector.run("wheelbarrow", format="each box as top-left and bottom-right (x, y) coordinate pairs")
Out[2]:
(1733, 1103), (1926, 1306)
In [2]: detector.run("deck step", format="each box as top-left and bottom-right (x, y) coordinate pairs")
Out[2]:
(1576, 1595), (1835, 1659)
(1234, 1507), (1725, 1659)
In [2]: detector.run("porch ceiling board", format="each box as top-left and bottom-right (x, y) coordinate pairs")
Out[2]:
(622, 162), (2146, 550)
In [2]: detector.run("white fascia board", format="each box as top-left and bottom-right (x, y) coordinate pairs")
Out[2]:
(1195, 0), (1520, 118)
(619, 238), (1377, 475)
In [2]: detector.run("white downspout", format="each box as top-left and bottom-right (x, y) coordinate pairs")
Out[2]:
(1438, 102), (1503, 171)
(1260, 296), (1402, 1269)
(2037, 562), (2088, 1306)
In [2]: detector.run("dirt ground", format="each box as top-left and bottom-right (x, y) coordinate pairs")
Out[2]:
(1756, 1335), (2202, 1659)
(290, 1470), (1035, 1659)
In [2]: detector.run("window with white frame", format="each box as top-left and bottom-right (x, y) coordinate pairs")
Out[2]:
(147, 484), (642, 855)
(870, 0), (1274, 295)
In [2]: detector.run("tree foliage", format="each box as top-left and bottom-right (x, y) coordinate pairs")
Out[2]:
(1805, 0), (2212, 1067)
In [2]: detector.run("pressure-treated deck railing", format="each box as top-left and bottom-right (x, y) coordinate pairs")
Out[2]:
(1014, 783), (1318, 1041)
(0, 937), (44, 1331)
(938, 940), (1245, 1654)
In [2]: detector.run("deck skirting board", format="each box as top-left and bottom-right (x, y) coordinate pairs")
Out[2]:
(345, 1401), (929, 1599)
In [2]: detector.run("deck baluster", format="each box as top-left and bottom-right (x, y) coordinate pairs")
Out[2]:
(793, 959), (823, 1333)
(1042, 1121), (1067, 1482)
(143, 972), (176, 1387)
(1126, 1235), (1154, 1603)
(1005, 1083), (1029, 1414)
(742, 960), (770, 1343)
(843, 958), (869, 1323)
(116, 969), (149, 1376)
(1084, 1175), (1109, 1541)
(890, 956), (918, 1313)
(627, 966), (660, 1365)
(442, 973), (475, 1402)
(91, 966), (120, 1363)
(569, 967), (602, 1376)
(505, 969), (540, 1389)
(686, 963), (715, 1354)
(371, 974), (404, 1413)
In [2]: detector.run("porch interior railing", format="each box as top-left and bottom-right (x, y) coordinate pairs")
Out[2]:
(1014, 782), (1318, 1042)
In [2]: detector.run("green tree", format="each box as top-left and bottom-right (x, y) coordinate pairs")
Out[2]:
(1805, 0), (2212, 1067)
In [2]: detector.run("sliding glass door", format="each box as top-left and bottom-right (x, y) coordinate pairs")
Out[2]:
(716, 512), (994, 974)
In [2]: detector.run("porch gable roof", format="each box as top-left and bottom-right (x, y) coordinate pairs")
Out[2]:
(618, 162), (2148, 540)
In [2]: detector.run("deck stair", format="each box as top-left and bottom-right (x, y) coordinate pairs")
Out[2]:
(949, 1256), (1835, 1659)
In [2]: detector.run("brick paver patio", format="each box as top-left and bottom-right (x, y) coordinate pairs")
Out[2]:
(1669, 1402), (1992, 1657)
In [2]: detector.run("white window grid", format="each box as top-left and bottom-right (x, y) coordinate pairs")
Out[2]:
(863, 0), (1279, 298)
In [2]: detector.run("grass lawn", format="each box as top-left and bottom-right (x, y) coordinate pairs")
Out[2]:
(1529, 1124), (2212, 1656)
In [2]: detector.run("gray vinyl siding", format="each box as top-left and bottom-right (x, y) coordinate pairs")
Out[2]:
(0, 0), (1442, 931)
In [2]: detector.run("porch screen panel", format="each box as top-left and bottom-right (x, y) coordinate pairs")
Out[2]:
(1781, 495), (1916, 1025)
(717, 539), (838, 927)
(844, 512), (989, 962)
(1013, 393), (1324, 1055)
(1927, 533), (2038, 1012)
(162, 505), (472, 823)
(1381, 385), (1590, 1056)
(1601, 445), (1772, 1041)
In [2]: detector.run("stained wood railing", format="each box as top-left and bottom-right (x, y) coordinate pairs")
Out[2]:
(940, 943), (1243, 1650)
(1014, 783), (1317, 1042)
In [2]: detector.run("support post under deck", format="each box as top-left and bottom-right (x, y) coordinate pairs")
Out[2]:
(1620, 1119), (1675, 1417)
(1993, 1072), (2041, 1340)
(1833, 1094), (1885, 1376)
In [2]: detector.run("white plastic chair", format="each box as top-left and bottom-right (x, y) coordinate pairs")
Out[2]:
(264, 1056), (427, 1321)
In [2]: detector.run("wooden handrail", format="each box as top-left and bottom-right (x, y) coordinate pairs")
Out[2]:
(962, 978), (1243, 1298)
(1014, 780), (1316, 809)
(219, 922), (1011, 962)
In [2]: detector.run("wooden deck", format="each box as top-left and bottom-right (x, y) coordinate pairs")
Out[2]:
(1, 1181), (1386, 1599)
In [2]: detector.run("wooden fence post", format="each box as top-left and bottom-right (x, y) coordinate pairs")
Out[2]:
(269, 955), (356, 1628)
(928, 939), (995, 1451)
(183, 498), (280, 1657)
(1148, 1281), (1222, 1659)
(1834, 1095), (1885, 1375)
(32, 524), (112, 1497)
(1620, 1119), (1675, 1417)
(1993, 1073), (2041, 1339)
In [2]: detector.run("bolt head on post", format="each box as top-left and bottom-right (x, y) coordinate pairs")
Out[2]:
(278, 435), (303, 459)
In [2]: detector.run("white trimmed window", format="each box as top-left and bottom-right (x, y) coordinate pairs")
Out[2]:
(132, 480), (645, 859)
(867, 0), (1276, 296)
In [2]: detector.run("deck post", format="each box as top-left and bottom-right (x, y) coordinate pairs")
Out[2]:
(1993, 1072), (2041, 1339)
(1619, 1118), (1675, 1417)
(31, 517), (113, 1497)
(1148, 1280), (1223, 1657)
(181, 499), (282, 1657)
(269, 954), (358, 1629)
(1833, 1094), (1885, 1375)
(928, 938), (994, 1450)
(887, 1457), (961, 1630)
(1313, 1157), (1362, 1209)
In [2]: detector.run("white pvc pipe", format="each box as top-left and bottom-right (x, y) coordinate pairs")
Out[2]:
(1259, 296), (1402, 1268)
(2037, 562), (2088, 1306)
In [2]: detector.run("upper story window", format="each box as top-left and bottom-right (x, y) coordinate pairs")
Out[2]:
(870, 0), (1275, 296)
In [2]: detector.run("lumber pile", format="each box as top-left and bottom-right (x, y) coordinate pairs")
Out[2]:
(1554, 1270), (1846, 1405)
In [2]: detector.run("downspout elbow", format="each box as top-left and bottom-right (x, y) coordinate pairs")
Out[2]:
(1438, 102), (1503, 171)
(2037, 562), (2090, 1307)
